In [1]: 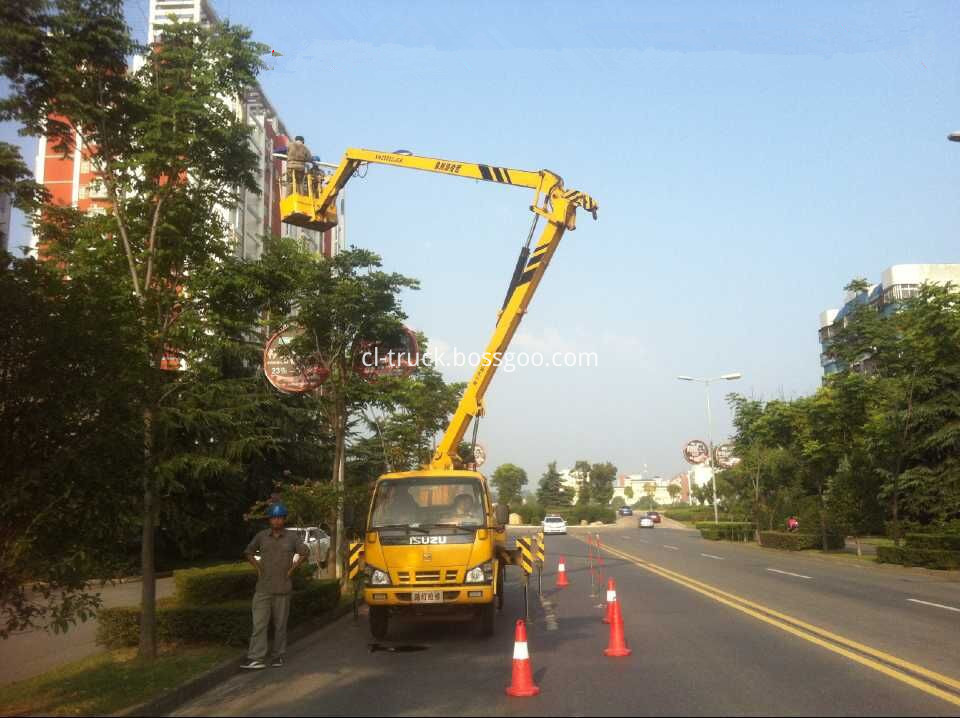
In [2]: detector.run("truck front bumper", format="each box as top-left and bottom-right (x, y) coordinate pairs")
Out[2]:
(364, 585), (494, 607)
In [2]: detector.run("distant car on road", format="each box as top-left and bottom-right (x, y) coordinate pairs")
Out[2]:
(639, 516), (655, 529)
(646, 511), (662, 524)
(618, 506), (633, 517)
(542, 515), (568, 535)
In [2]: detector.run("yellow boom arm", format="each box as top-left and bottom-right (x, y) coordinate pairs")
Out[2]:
(280, 147), (598, 470)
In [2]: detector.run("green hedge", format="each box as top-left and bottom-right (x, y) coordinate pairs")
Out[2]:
(758, 531), (845, 551)
(551, 505), (617, 525)
(877, 546), (960, 570)
(174, 561), (313, 605)
(696, 522), (754, 542)
(97, 580), (340, 648)
(904, 534), (960, 552)
(664, 508), (742, 523)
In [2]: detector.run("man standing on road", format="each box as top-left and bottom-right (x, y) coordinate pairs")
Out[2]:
(240, 504), (308, 670)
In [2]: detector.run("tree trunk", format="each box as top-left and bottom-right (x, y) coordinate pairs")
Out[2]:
(330, 394), (346, 581)
(138, 405), (156, 659)
(855, 536), (862, 557)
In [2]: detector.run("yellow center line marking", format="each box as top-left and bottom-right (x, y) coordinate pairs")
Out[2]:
(583, 537), (960, 707)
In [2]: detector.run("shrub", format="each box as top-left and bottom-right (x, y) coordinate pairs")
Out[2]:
(877, 546), (960, 570)
(517, 502), (545, 525)
(696, 522), (754, 542)
(551, 505), (617, 525)
(174, 562), (313, 605)
(664, 507), (742, 524)
(758, 531), (845, 551)
(97, 580), (340, 648)
(904, 534), (960, 552)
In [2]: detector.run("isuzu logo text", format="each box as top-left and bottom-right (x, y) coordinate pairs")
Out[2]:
(409, 536), (448, 545)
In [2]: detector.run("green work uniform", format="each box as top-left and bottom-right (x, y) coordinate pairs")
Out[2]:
(244, 529), (308, 662)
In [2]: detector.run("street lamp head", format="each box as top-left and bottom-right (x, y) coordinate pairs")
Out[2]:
(721, 372), (742, 381)
(949, 132), (960, 143)
(677, 375), (696, 382)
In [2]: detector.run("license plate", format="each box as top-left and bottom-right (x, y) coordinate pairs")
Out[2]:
(411, 591), (443, 603)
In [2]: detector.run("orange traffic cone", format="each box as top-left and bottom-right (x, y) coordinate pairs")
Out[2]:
(603, 578), (616, 624)
(604, 597), (632, 657)
(505, 619), (540, 697)
(556, 556), (570, 588)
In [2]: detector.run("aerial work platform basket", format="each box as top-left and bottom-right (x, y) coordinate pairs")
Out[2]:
(279, 172), (339, 232)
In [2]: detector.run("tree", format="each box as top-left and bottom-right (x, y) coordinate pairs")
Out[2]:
(282, 247), (418, 578)
(572, 460), (592, 505)
(0, 250), (143, 637)
(643, 482), (657, 505)
(1, 3), (272, 657)
(537, 461), (573, 508)
(624, 486), (634, 500)
(491, 464), (526, 507)
(589, 462), (617, 505)
(667, 484), (681, 504)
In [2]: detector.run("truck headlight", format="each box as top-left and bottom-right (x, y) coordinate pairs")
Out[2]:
(465, 560), (493, 584)
(364, 566), (391, 586)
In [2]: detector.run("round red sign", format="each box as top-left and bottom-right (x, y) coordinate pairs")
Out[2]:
(263, 326), (329, 394)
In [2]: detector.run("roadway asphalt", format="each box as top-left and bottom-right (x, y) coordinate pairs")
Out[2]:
(173, 521), (960, 716)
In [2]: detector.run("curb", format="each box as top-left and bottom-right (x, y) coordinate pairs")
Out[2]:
(114, 601), (354, 717)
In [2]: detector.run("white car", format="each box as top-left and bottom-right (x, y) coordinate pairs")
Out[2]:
(542, 515), (567, 535)
(290, 526), (330, 566)
(639, 516), (655, 529)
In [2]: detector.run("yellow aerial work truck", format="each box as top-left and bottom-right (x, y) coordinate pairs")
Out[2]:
(280, 148), (597, 638)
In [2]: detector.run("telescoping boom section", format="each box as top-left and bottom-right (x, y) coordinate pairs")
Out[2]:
(280, 148), (598, 470)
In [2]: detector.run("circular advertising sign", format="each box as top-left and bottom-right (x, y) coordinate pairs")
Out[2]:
(714, 444), (741, 469)
(682, 439), (710, 465)
(263, 326), (329, 394)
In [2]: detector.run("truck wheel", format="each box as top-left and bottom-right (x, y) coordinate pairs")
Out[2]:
(369, 606), (389, 640)
(477, 602), (495, 638)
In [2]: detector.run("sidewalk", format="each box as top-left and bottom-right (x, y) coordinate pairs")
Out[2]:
(0, 577), (175, 686)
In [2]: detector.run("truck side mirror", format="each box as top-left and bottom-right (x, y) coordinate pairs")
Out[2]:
(494, 503), (510, 526)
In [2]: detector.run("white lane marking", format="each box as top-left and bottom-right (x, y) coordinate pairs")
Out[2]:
(701, 553), (725, 560)
(635, 538), (649, 543)
(766, 568), (812, 580)
(663, 545), (680, 551)
(907, 598), (960, 613)
(622, 536), (631, 540)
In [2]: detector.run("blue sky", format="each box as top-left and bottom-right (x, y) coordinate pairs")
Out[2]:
(4, 1), (959, 488)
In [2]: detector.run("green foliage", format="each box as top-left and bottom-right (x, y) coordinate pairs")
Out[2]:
(536, 461), (573, 508)
(665, 507), (742, 523)
(696, 522), (754, 541)
(758, 531), (845, 551)
(611, 496), (626, 509)
(172, 562), (313, 606)
(491, 463), (526, 507)
(876, 546), (960, 570)
(589, 462), (617, 505)
(516, 501), (546, 525)
(96, 579), (340, 648)
(551, 505), (617, 525)
(904, 533), (960, 551)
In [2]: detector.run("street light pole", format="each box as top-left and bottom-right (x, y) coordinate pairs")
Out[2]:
(677, 373), (742, 524)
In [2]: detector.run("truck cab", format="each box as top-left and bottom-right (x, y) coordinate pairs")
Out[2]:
(362, 470), (508, 638)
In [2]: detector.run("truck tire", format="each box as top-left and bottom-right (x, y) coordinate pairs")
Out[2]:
(369, 606), (389, 640)
(477, 602), (495, 638)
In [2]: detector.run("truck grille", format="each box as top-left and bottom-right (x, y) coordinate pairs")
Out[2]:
(395, 570), (460, 585)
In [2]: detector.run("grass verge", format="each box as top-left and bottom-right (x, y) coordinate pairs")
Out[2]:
(0, 642), (239, 717)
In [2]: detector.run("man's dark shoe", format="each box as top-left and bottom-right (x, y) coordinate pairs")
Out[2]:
(240, 659), (266, 670)
(271, 656), (284, 668)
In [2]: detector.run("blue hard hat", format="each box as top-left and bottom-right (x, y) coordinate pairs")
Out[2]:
(268, 503), (288, 518)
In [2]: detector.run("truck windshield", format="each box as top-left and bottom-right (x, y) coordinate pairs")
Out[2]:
(370, 477), (485, 529)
